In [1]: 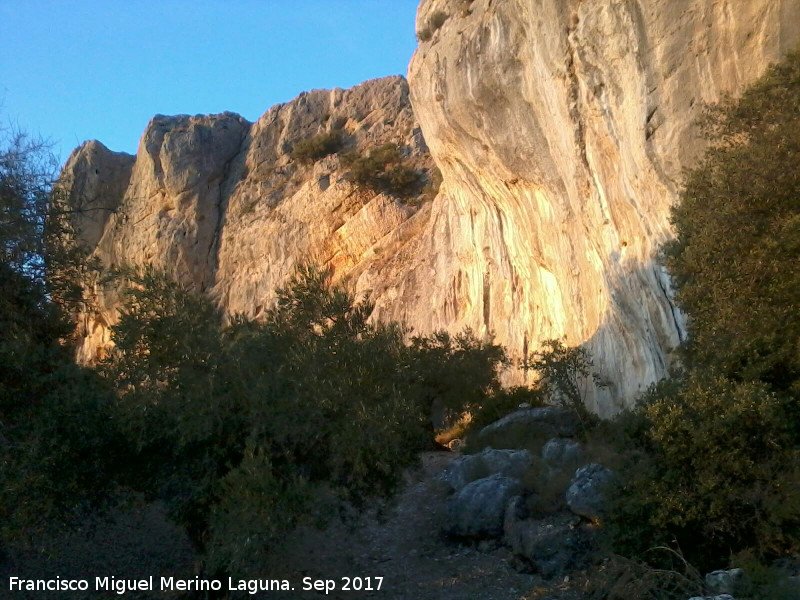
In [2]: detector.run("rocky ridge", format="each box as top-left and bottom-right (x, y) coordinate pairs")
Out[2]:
(62, 0), (800, 413)
(63, 76), (435, 364)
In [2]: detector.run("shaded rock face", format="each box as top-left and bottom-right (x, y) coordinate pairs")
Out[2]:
(62, 1), (800, 412)
(407, 0), (800, 414)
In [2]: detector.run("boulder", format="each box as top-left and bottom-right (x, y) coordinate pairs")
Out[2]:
(442, 448), (532, 491)
(477, 407), (580, 450)
(443, 474), (522, 538)
(566, 463), (616, 520)
(503, 495), (529, 536)
(705, 569), (746, 596)
(541, 438), (584, 472)
(503, 512), (587, 579)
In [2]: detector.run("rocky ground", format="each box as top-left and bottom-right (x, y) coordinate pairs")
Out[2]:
(4, 405), (794, 600)
(274, 451), (550, 600)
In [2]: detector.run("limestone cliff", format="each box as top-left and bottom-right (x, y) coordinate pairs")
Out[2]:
(63, 76), (434, 363)
(62, 1), (800, 415)
(399, 0), (799, 414)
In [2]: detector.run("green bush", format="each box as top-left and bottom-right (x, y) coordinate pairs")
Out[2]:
(664, 50), (800, 397)
(407, 328), (508, 431)
(407, 165), (443, 207)
(342, 143), (422, 198)
(417, 11), (448, 42)
(290, 129), (343, 164)
(101, 265), (438, 574)
(605, 50), (800, 574)
(0, 130), (122, 544)
(607, 375), (800, 569)
(523, 339), (603, 431)
(430, 11), (448, 31)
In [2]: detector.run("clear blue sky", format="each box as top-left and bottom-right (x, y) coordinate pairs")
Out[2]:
(0, 1), (421, 165)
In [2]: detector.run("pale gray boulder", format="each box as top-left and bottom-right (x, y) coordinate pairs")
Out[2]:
(443, 474), (523, 538)
(503, 512), (588, 578)
(566, 463), (616, 520)
(442, 448), (532, 491)
(477, 407), (580, 450)
(705, 568), (746, 596)
(541, 438), (584, 471)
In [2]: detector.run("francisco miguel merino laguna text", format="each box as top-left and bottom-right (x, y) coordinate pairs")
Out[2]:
(9, 576), (294, 595)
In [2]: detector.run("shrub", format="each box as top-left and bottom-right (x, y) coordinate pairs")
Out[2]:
(342, 143), (422, 198)
(407, 329), (508, 431)
(409, 165), (443, 207)
(664, 50), (800, 396)
(102, 265), (441, 574)
(0, 127), (121, 545)
(607, 375), (800, 569)
(604, 50), (800, 576)
(430, 10), (448, 31)
(290, 129), (343, 164)
(524, 338), (604, 431)
(418, 11), (448, 42)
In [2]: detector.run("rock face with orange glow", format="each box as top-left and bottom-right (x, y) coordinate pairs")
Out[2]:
(62, 0), (800, 415)
(401, 0), (799, 414)
(62, 76), (435, 365)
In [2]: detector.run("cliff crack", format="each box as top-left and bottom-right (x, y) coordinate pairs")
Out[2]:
(565, 10), (591, 175)
(205, 123), (251, 292)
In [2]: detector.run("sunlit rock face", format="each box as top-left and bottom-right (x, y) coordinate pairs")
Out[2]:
(402, 0), (800, 414)
(62, 76), (434, 364)
(63, 1), (800, 415)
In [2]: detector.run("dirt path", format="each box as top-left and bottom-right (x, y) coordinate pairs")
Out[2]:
(274, 451), (546, 600)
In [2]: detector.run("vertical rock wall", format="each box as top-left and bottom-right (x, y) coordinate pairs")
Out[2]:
(398, 0), (800, 414)
(62, 1), (800, 413)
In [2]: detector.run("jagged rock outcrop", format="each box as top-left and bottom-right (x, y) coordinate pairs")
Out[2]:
(63, 76), (435, 362)
(62, 0), (800, 413)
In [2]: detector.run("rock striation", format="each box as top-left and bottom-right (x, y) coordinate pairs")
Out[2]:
(62, 76), (435, 363)
(405, 0), (800, 414)
(62, 0), (800, 413)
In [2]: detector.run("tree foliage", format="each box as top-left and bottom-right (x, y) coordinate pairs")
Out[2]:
(0, 126), (120, 544)
(607, 376), (800, 568)
(526, 339), (604, 429)
(102, 265), (447, 574)
(408, 328), (508, 422)
(608, 50), (800, 572)
(664, 50), (800, 396)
